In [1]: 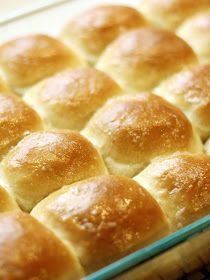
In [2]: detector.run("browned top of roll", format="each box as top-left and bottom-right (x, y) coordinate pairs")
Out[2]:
(97, 27), (197, 92)
(177, 9), (210, 62)
(0, 186), (19, 212)
(61, 5), (146, 64)
(0, 77), (9, 92)
(1, 130), (107, 211)
(0, 212), (83, 280)
(135, 153), (210, 229)
(0, 92), (42, 159)
(32, 175), (169, 274)
(0, 34), (83, 89)
(24, 68), (121, 130)
(139, 0), (210, 30)
(155, 64), (210, 139)
(83, 93), (197, 165)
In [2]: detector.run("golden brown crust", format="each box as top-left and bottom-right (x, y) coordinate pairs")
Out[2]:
(61, 5), (146, 64)
(155, 64), (210, 140)
(97, 27), (197, 92)
(0, 34), (84, 90)
(82, 93), (202, 177)
(0, 92), (43, 159)
(1, 130), (107, 211)
(177, 9), (210, 62)
(0, 186), (19, 212)
(32, 175), (169, 274)
(139, 0), (210, 30)
(135, 153), (210, 230)
(0, 77), (9, 92)
(24, 68), (122, 130)
(0, 212), (83, 280)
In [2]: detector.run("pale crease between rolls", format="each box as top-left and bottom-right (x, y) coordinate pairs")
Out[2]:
(177, 9), (210, 63)
(82, 93), (203, 177)
(97, 27), (197, 92)
(0, 130), (107, 212)
(134, 153), (210, 230)
(0, 212), (84, 280)
(24, 68), (122, 130)
(155, 64), (210, 140)
(32, 175), (169, 274)
(0, 92), (43, 160)
(0, 34), (84, 94)
(138, 0), (210, 31)
(61, 5), (146, 65)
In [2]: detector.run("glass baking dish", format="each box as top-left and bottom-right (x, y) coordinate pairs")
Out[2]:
(0, 1), (210, 279)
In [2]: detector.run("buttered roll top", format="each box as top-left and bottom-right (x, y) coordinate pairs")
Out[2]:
(97, 27), (197, 92)
(155, 64), (210, 140)
(0, 130), (107, 211)
(0, 212), (84, 280)
(134, 153), (210, 230)
(32, 175), (169, 274)
(0, 34), (84, 93)
(61, 5), (146, 64)
(24, 68), (122, 130)
(139, 0), (210, 31)
(0, 92), (42, 159)
(82, 93), (203, 177)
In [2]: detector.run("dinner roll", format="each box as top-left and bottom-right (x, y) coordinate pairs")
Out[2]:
(134, 153), (210, 230)
(0, 212), (83, 280)
(0, 34), (84, 94)
(139, 0), (210, 31)
(24, 68), (121, 130)
(61, 5), (146, 65)
(0, 92), (42, 160)
(0, 186), (19, 212)
(32, 175), (169, 274)
(97, 27), (197, 92)
(0, 77), (9, 92)
(155, 64), (210, 140)
(82, 93), (203, 177)
(0, 130), (107, 212)
(177, 10), (210, 62)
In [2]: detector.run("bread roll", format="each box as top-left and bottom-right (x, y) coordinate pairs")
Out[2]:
(0, 92), (42, 160)
(0, 130), (107, 211)
(97, 27), (197, 92)
(134, 153), (210, 230)
(155, 64), (210, 140)
(0, 212), (83, 280)
(0, 186), (19, 212)
(32, 175), (169, 274)
(82, 93), (203, 177)
(61, 5), (146, 65)
(177, 10), (210, 62)
(0, 77), (9, 92)
(139, 0), (210, 31)
(0, 34), (84, 94)
(24, 68), (121, 130)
